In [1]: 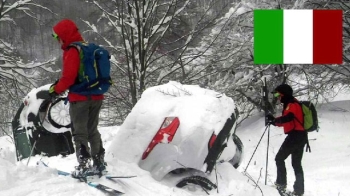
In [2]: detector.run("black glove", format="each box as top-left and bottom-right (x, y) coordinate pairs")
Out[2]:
(266, 114), (275, 125)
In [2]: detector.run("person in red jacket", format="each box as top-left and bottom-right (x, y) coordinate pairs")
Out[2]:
(49, 19), (106, 177)
(266, 84), (307, 196)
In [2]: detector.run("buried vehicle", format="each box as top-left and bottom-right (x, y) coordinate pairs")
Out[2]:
(12, 84), (74, 161)
(108, 81), (243, 190)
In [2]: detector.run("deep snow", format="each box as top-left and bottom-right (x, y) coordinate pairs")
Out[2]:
(0, 90), (349, 196)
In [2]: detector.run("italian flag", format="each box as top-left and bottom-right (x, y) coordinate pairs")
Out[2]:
(254, 10), (343, 64)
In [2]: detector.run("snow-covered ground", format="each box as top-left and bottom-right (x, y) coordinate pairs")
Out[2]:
(0, 92), (349, 196)
(238, 99), (350, 196)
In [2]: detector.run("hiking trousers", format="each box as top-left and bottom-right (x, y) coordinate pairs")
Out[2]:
(275, 131), (307, 195)
(69, 99), (103, 159)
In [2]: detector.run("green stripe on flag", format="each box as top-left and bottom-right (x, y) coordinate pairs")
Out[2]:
(254, 10), (283, 64)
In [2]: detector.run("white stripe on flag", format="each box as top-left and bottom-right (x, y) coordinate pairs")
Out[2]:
(283, 10), (313, 64)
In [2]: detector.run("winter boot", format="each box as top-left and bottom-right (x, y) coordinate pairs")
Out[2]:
(92, 149), (107, 176)
(72, 158), (92, 179)
(289, 191), (303, 196)
(72, 144), (93, 178)
(274, 182), (287, 194)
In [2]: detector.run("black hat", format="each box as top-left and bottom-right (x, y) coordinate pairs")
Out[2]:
(274, 84), (293, 97)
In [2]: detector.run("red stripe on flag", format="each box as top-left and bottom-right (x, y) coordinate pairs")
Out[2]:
(313, 10), (343, 64)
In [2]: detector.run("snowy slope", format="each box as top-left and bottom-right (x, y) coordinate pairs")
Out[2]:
(1, 99), (350, 196)
(238, 100), (350, 196)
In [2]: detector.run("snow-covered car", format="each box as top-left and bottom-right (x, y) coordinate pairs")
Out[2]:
(108, 81), (243, 190)
(12, 84), (74, 161)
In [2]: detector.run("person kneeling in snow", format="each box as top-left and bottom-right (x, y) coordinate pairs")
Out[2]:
(49, 19), (106, 177)
(266, 84), (308, 196)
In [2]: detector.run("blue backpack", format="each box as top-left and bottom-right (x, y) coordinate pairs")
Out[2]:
(69, 42), (112, 95)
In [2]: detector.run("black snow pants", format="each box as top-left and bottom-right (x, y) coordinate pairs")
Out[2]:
(275, 131), (308, 195)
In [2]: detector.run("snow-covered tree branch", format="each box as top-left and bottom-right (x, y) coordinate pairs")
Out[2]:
(0, 0), (55, 136)
(83, 0), (241, 121)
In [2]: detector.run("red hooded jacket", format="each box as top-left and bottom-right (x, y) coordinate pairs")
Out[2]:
(52, 19), (103, 102)
(275, 101), (304, 134)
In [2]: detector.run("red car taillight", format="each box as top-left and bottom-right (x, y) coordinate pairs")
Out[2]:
(141, 117), (180, 160)
(208, 133), (217, 149)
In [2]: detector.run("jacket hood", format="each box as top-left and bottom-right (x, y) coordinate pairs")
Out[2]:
(53, 19), (83, 50)
(273, 83), (295, 106)
(274, 84), (293, 97)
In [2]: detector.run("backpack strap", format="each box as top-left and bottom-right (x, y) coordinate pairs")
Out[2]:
(294, 101), (303, 125)
(305, 133), (311, 153)
(68, 42), (83, 52)
(295, 101), (312, 153)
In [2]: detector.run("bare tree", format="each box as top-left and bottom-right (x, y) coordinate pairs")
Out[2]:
(2, 0), (348, 130)
(81, 0), (239, 123)
(0, 0), (56, 136)
(292, 0), (350, 100)
(178, 0), (349, 123)
(170, 0), (288, 123)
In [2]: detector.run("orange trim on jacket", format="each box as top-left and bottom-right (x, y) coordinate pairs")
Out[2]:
(275, 102), (304, 134)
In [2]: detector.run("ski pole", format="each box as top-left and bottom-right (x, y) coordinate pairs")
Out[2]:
(265, 124), (271, 185)
(244, 124), (270, 172)
(26, 101), (51, 165)
(26, 137), (38, 166)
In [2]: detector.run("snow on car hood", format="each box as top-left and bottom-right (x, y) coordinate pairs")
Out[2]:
(107, 81), (236, 163)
